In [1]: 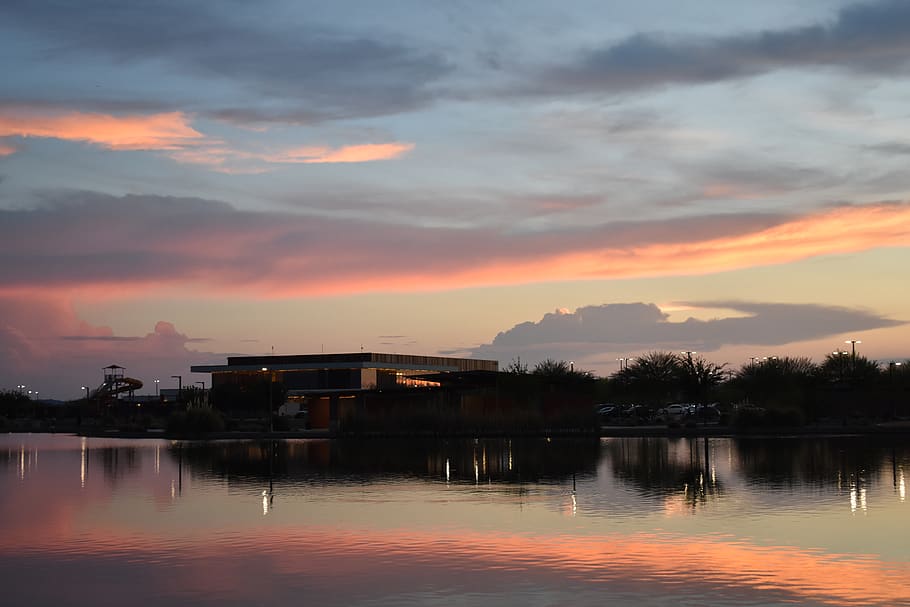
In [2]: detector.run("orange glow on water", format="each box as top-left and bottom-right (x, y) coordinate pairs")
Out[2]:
(2, 524), (907, 605)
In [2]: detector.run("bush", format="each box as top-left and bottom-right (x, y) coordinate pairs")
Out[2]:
(732, 406), (805, 429)
(167, 408), (225, 435)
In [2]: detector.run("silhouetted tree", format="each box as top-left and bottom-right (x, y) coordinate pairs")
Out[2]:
(0, 390), (34, 419)
(504, 357), (529, 374)
(732, 356), (818, 418)
(819, 352), (880, 386)
(678, 355), (727, 402)
(532, 358), (571, 376)
(613, 351), (684, 406)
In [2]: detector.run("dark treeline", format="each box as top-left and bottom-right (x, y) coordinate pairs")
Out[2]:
(589, 350), (910, 426)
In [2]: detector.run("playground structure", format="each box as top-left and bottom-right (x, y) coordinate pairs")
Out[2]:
(89, 365), (143, 402)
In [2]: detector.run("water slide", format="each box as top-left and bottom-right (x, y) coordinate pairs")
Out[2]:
(90, 377), (144, 399)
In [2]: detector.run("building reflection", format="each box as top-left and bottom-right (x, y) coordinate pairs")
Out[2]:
(168, 437), (601, 489)
(606, 437), (724, 508)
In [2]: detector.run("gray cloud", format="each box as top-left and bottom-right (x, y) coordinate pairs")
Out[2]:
(865, 142), (910, 156)
(532, 1), (910, 95)
(474, 301), (904, 363)
(1, 0), (451, 123)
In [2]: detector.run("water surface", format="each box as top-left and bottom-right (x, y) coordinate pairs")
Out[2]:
(2, 434), (908, 606)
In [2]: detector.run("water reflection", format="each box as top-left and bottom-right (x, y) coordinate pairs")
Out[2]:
(170, 437), (601, 488)
(1, 434), (909, 607)
(606, 437), (724, 512)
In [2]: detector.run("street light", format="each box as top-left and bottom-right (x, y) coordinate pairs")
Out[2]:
(154, 379), (160, 397)
(81, 386), (90, 401)
(889, 362), (903, 418)
(171, 375), (182, 402)
(845, 339), (861, 370)
(681, 350), (696, 362)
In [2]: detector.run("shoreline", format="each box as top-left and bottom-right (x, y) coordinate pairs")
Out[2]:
(6, 421), (910, 440)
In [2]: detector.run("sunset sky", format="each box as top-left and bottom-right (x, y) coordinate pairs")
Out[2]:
(2, 0), (909, 398)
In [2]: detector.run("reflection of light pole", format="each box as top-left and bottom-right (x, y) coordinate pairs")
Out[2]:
(262, 367), (273, 433)
(154, 379), (160, 397)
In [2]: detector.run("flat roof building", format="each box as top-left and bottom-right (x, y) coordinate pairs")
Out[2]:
(191, 352), (499, 396)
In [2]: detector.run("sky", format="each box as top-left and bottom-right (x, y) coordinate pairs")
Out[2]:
(2, 0), (909, 398)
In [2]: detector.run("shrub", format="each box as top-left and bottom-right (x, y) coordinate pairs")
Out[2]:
(167, 408), (225, 435)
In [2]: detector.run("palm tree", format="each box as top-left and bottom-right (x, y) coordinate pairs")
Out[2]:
(678, 355), (727, 402)
(614, 351), (684, 406)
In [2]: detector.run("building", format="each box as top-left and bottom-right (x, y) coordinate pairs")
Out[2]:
(191, 352), (499, 431)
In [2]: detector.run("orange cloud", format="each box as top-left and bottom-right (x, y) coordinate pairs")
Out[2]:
(0, 108), (413, 170)
(268, 142), (415, 164)
(2, 197), (908, 300)
(0, 110), (204, 150)
(396, 202), (910, 293)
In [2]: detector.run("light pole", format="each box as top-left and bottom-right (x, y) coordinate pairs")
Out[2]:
(569, 361), (575, 373)
(82, 386), (90, 401)
(845, 340), (861, 371)
(171, 375), (182, 403)
(681, 350), (696, 362)
(262, 367), (273, 433)
(890, 362), (903, 418)
(154, 379), (160, 398)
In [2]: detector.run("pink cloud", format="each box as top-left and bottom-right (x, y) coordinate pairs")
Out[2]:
(0, 107), (412, 170)
(0, 295), (215, 397)
(268, 142), (415, 164)
(1, 195), (908, 301)
(0, 110), (204, 150)
(0, 141), (17, 156)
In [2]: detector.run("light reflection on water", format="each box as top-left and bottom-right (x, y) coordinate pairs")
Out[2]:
(1, 434), (908, 607)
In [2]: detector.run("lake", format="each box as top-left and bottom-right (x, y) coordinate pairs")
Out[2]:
(1, 433), (908, 606)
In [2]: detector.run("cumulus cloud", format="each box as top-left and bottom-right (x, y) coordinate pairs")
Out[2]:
(473, 301), (904, 365)
(0, 297), (218, 398)
(533, 0), (910, 95)
(0, 192), (908, 298)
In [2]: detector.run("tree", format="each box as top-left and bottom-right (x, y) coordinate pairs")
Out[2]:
(819, 352), (880, 386)
(532, 358), (571, 376)
(678, 355), (727, 402)
(0, 390), (34, 419)
(504, 357), (529, 374)
(613, 351), (684, 406)
(732, 356), (818, 416)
